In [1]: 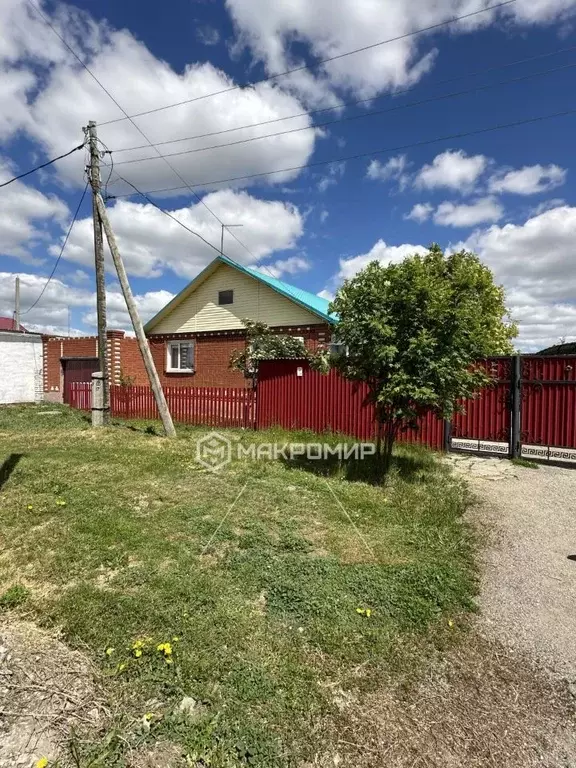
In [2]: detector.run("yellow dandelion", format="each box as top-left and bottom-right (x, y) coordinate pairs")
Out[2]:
(156, 642), (172, 656)
(134, 648), (143, 658)
(144, 712), (154, 721)
(56, 500), (66, 506)
(105, 647), (115, 657)
(117, 663), (126, 672)
(365, 609), (372, 618)
(35, 759), (48, 768)
(448, 619), (454, 628)
(27, 505), (33, 510)
(356, 607), (364, 615)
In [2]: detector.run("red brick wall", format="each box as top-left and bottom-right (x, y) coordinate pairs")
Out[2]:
(42, 324), (333, 396)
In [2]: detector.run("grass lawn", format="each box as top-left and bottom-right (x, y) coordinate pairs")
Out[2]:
(0, 405), (476, 767)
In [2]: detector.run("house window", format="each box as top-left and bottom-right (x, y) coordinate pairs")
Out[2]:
(166, 341), (194, 372)
(218, 290), (234, 305)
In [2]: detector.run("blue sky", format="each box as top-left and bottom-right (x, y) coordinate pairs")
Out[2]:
(1, 0), (576, 350)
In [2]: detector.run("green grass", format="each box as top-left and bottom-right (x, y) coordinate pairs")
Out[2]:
(0, 404), (477, 767)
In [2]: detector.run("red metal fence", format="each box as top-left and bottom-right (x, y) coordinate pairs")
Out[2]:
(69, 382), (256, 428)
(256, 360), (445, 450)
(69, 355), (576, 463)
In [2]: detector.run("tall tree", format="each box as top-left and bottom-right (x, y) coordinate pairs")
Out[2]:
(330, 244), (517, 477)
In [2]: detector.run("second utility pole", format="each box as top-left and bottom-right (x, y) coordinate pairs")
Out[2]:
(88, 121), (109, 424)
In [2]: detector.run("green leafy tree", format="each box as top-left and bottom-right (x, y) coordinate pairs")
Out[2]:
(329, 244), (517, 476)
(229, 320), (310, 383)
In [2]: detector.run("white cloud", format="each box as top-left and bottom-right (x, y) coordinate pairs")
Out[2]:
(404, 202), (433, 222)
(254, 256), (311, 279)
(415, 149), (488, 192)
(488, 164), (566, 195)
(0, 157), (69, 259)
(226, 0), (576, 106)
(58, 189), (304, 279)
(82, 289), (174, 331)
(317, 288), (334, 301)
(336, 239), (427, 281)
(458, 204), (576, 350)
(434, 197), (503, 227)
(195, 25), (221, 46)
(319, 209), (329, 223)
(0, 271), (92, 332)
(0, 0), (317, 196)
(366, 155), (409, 189)
(317, 161), (346, 192)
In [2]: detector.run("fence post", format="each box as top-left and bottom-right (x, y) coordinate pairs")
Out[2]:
(443, 418), (452, 453)
(510, 354), (521, 459)
(92, 371), (105, 428)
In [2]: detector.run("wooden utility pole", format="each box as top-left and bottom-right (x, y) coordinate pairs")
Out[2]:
(14, 276), (20, 331)
(87, 121), (110, 424)
(95, 194), (176, 438)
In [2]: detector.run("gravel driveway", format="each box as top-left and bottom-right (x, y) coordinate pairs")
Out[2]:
(451, 455), (576, 681)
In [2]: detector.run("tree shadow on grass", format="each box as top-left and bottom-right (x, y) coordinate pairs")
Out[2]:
(279, 446), (437, 486)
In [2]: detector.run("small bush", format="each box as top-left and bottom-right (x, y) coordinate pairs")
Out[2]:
(0, 584), (30, 610)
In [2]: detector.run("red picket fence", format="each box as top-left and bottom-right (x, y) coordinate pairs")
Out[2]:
(256, 360), (445, 450)
(69, 382), (256, 428)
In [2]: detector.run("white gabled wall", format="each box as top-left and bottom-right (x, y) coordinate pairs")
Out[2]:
(0, 334), (43, 404)
(151, 264), (321, 334)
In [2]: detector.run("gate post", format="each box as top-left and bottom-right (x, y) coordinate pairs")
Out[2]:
(510, 355), (521, 459)
(443, 418), (452, 453)
(91, 371), (105, 427)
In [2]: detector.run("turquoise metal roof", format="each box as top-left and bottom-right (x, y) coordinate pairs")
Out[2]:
(219, 255), (336, 323)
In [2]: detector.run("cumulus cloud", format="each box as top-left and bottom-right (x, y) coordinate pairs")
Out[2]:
(433, 197), (503, 227)
(316, 161), (346, 192)
(226, 0), (576, 106)
(82, 289), (174, 331)
(57, 189), (304, 279)
(0, 157), (69, 259)
(0, 0), (317, 196)
(336, 239), (427, 281)
(488, 163), (566, 195)
(404, 202), (433, 222)
(366, 155), (410, 189)
(195, 25), (221, 46)
(414, 149), (488, 192)
(254, 256), (311, 279)
(457, 204), (576, 349)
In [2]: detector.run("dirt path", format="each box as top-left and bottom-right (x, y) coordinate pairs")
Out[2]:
(449, 454), (576, 682)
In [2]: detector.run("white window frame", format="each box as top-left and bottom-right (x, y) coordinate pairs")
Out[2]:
(166, 340), (195, 373)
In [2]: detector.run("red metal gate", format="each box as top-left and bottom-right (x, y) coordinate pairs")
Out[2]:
(62, 358), (99, 404)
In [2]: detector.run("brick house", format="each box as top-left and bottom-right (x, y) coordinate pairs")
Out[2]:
(43, 255), (335, 401)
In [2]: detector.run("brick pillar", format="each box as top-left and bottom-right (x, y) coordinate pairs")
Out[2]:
(106, 329), (125, 386)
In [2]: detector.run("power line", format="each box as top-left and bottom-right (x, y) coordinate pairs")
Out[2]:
(100, 0), (519, 126)
(25, 0), (254, 263)
(111, 43), (576, 154)
(112, 60), (576, 167)
(21, 182), (89, 315)
(0, 143), (85, 188)
(109, 106), (576, 198)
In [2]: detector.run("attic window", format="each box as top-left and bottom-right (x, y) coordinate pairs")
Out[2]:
(218, 290), (234, 305)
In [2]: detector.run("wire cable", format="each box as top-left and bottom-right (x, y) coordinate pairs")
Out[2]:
(0, 143), (85, 189)
(109, 106), (576, 198)
(21, 182), (89, 315)
(112, 60), (576, 166)
(99, 0), (519, 126)
(111, 43), (576, 154)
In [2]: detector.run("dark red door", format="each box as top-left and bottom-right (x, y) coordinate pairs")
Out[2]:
(62, 358), (99, 404)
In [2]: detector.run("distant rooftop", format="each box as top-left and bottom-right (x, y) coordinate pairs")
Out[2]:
(0, 316), (27, 332)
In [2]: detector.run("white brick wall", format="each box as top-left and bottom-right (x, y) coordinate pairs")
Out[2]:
(0, 333), (43, 404)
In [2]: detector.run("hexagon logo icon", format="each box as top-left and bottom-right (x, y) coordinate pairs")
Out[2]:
(196, 431), (232, 472)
